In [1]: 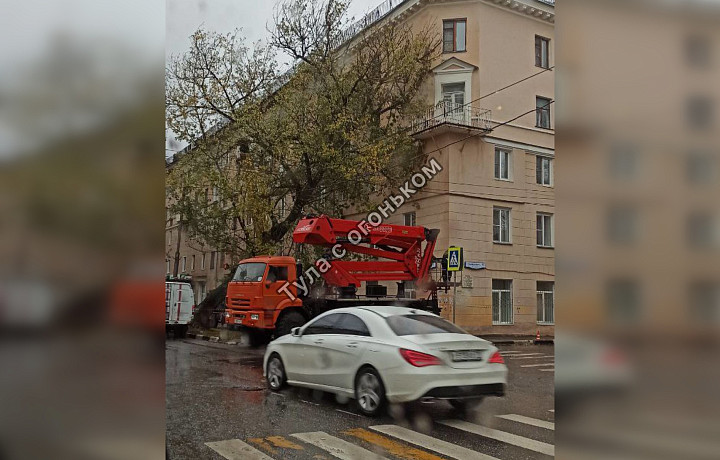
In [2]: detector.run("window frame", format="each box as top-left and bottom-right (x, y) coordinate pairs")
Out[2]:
(492, 279), (514, 325)
(181, 256), (187, 272)
(210, 251), (216, 269)
(536, 96), (552, 129)
(535, 35), (550, 69)
(493, 207), (512, 244)
(536, 155), (553, 186)
(537, 212), (554, 248)
(442, 18), (467, 53)
(536, 281), (555, 325)
(201, 253), (206, 270)
(494, 147), (512, 181)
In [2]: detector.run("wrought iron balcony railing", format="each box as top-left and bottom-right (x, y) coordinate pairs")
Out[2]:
(411, 101), (492, 134)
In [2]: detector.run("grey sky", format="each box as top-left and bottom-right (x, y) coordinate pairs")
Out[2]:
(165, 0), (383, 155)
(166, 0), (383, 65)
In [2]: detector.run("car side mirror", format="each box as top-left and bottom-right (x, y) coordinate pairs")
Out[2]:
(291, 327), (301, 337)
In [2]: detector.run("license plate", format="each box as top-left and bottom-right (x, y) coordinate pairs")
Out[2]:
(234, 318), (244, 324)
(452, 350), (484, 362)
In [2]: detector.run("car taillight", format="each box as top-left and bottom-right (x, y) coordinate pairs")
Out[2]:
(191, 305), (195, 314)
(488, 351), (505, 364)
(399, 348), (442, 367)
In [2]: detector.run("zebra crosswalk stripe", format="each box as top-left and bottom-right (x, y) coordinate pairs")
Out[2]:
(439, 420), (554, 456)
(506, 353), (544, 357)
(510, 355), (554, 359)
(370, 424), (500, 460)
(205, 439), (274, 460)
(291, 431), (389, 460)
(520, 362), (554, 367)
(497, 414), (555, 430)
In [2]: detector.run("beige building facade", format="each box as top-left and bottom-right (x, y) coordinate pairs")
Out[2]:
(347, 0), (556, 336)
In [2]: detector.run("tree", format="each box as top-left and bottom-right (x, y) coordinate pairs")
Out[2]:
(166, 0), (440, 262)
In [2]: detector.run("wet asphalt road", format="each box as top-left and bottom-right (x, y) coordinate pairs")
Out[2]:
(166, 338), (555, 459)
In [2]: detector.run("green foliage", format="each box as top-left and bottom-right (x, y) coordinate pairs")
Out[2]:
(166, 0), (440, 262)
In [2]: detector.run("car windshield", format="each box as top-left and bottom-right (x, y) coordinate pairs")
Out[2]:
(232, 263), (266, 282)
(386, 314), (468, 336)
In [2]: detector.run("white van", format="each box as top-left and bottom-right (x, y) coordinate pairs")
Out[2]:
(165, 281), (195, 338)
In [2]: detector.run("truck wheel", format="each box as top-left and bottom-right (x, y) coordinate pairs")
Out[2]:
(275, 310), (306, 337)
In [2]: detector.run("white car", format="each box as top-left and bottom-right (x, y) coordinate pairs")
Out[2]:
(263, 306), (507, 416)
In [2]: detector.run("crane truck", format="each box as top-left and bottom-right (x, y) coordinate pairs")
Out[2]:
(225, 215), (441, 344)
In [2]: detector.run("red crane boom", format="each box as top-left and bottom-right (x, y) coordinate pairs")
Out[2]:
(292, 215), (440, 288)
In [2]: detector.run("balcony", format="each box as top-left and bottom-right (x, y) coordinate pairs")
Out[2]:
(411, 101), (492, 137)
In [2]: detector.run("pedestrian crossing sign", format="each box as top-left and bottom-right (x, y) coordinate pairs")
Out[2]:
(447, 246), (463, 272)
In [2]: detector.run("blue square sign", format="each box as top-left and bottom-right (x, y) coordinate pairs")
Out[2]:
(447, 246), (463, 272)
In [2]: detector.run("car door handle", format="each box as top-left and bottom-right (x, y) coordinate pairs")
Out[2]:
(314, 339), (324, 344)
(346, 342), (358, 348)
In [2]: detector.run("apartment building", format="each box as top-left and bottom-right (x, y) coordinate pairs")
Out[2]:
(557, 0), (720, 337)
(345, 0), (555, 336)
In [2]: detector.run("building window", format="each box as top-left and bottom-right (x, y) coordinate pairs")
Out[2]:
(441, 82), (465, 107)
(191, 255), (195, 271)
(403, 211), (416, 227)
(536, 96), (551, 129)
(210, 251), (216, 269)
(537, 213), (554, 248)
(494, 147), (511, 180)
(201, 253), (206, 270)
(181, 256), (186, 273)
(687, 212), (717, 249)
(166, 259), (170, 274)
(492, 279), (513, 325)
(608, 143), (638, 180)
(685, 34), (711, 69)
(535, 36), (550, 68)
(537, 281), (555, 324)
(689, 281), (719, 324)
(686, 151), (715, 185)
(493, 207), (511, 243)
(536, 156), (552, 186)
(687, 96), (714, 130)
(607, 206), (638, 245)
(443, 19), (466, 53)
(607, 279), (641, 324)
(199, 282), (206, 302)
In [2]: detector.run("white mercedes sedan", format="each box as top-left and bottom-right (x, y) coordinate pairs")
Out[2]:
(263, 306), (507, 416)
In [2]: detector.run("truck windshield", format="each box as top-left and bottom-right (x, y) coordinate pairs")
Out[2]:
(386, 314), (468, 336)
(233, 263), (266, 282)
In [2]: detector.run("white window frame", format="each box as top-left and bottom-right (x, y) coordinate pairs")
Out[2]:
(191, 255), (195, 271)
(492, 279), (514, 325)
(433, 58), (474, 107)
(495, 147), (512, 181)
(493, 207), (512, 244)
(537, 213), (554, 248)
(181, 256), (186, 273)
(536, 155), (553, 186)
(537, 281), (555, 325)
(201, 253), (206, 270)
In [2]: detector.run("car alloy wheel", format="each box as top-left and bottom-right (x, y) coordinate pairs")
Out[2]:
(355, 368), (385, 416)
(266, 355), (285, 390)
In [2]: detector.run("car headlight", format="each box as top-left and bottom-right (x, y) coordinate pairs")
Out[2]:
(225, 312), (230, 318)
(250, 314), (259, 321)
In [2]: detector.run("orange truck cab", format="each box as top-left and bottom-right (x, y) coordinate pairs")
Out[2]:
(225, 256), (302, 333)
